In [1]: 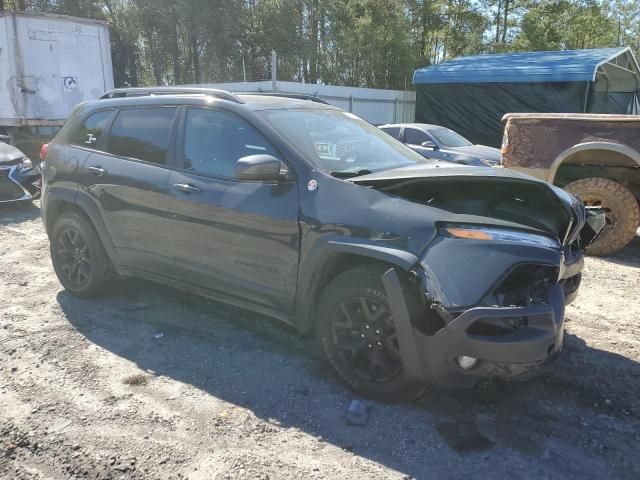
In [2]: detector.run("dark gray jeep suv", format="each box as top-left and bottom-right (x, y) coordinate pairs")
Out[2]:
(41, 88), (603, 401)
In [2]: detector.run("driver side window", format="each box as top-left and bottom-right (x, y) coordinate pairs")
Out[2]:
(182, 108), (279, 178)
(404, 128), (430, 146)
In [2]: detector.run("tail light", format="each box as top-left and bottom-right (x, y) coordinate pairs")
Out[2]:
(40, 143), (49, 161)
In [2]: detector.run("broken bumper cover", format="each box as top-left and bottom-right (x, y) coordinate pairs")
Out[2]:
(381, 245), (585, 384)
(423, 294), (565, 380)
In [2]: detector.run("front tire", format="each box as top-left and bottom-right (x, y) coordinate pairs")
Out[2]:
(316, 265), (426, 402)
(565, 177), (640, 256)
(50, 211), (113, 298)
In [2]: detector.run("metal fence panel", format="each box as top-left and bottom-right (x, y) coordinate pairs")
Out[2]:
(183, 81), (416, 125)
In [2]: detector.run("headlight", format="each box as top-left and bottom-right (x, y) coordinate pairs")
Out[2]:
(440, 224), (560, 248)
(21, 157), (33, 169)
(479, 158), (501, 167)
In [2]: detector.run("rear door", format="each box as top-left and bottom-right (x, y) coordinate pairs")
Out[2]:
(78, 106), (178, 277)
(168, 107), (300, 314)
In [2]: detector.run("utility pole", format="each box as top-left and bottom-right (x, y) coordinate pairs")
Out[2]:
(271, 50), (277, 93)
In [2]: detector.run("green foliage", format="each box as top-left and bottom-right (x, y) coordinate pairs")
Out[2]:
(3, 0), (638, 89)
(514, 0), (618, 51)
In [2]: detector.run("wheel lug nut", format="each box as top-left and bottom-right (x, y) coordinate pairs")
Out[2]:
(365, 325), (370, 329)
(377, 341), (382, 347)
(375, 329), (380, 335)
(367, 344), (372, 348)
(360, 333), (365, 338)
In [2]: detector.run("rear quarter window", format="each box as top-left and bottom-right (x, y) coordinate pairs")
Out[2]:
(380, 127), (401, 140)
(71, 110), (114, 148)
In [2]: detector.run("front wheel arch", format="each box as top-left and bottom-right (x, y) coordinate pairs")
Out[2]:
(295, 240), (420, 334)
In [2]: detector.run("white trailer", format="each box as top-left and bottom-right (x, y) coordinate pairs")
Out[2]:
(0, 11), (113, 156)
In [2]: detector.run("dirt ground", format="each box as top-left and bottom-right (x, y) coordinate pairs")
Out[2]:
(1, 201), (639, 480)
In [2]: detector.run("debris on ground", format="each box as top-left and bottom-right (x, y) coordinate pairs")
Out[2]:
(345, 399), (369, 426)
(122, 374), (150, 386)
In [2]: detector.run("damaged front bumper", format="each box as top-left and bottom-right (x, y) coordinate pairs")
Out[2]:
(382, 237), (590, 386)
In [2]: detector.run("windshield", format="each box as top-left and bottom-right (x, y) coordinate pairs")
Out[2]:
(258, 109), (431, 175)
(427, 127), (472, 147)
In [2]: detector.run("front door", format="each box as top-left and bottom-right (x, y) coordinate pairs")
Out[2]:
(78, 106), (178, 277)
(168, 107), (300, 314)
(403, 127), (443, 160)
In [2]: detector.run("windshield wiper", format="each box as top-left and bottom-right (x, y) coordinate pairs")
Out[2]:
(329, 169), (372, 179)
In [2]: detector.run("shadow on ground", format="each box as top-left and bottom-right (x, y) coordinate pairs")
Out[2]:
(601, 232), (640, 268)
(56, 277), (640, 479)
(0, 201), (40, 225)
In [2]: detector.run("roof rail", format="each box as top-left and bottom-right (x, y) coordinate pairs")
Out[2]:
(236, 92), (329, 105)
(100, 87), (244, 104)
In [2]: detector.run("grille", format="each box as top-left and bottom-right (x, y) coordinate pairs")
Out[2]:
(0, 168), (26, 202)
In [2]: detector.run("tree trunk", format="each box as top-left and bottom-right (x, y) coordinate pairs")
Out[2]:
(420, 5), (427, 62)
(309, 0), (319, 83)
(190, 32), (200, 84)
(501, 0), (510, 44)
(495, 0), (502, 43)
(171, 11), (181, 85)
(142, 26), (163, 85)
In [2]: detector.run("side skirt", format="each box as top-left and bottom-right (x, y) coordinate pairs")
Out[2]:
(116, 265), (297, 329)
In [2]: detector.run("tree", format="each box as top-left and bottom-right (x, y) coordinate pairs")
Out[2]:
(7, 0), (638, 88)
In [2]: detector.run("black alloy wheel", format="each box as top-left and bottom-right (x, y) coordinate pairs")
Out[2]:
(50, 212), (113, 298)
(55, 227), (93, 289)
(331, 296), (402, 383)
(316, 264), (426, 402)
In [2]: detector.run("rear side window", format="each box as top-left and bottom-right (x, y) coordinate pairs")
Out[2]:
(404, 128), (430, 145)
(182, 108), (278, 178)
(107, 107), (177, 164)
(72, 110), (113, 148)
(380, 127), (401, 140)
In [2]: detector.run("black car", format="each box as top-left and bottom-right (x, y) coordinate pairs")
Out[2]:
(379, 123), (501, 167)
(41, 88), (603, 401)
(0, 141), (41, 203)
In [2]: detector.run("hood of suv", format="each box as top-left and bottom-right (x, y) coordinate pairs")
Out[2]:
(349, 163), (581, 242)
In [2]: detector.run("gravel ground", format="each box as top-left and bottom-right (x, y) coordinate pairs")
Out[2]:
(1, 201), (639, 480)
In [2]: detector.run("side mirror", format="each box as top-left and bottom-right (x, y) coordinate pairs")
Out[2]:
(421, 140), (438, 149)
(235, 154), (283, 181)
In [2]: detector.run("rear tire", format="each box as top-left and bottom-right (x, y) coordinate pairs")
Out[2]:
(316, 264), (426, 402)
(565, 177), (640, 256)
(50, 211), (113, 298)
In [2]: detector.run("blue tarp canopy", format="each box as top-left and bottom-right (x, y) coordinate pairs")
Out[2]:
(413, 48), (631, 84)
(412, 47), (640, 147)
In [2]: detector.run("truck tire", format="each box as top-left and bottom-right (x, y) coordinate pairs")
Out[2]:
(565, 177), (640, 256)
(316, 264), (426, 402)
(50, 211), (114, 298)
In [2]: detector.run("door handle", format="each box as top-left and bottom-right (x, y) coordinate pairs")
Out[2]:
(172, 183), (201, 194)
(87, 165), (106, 176)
